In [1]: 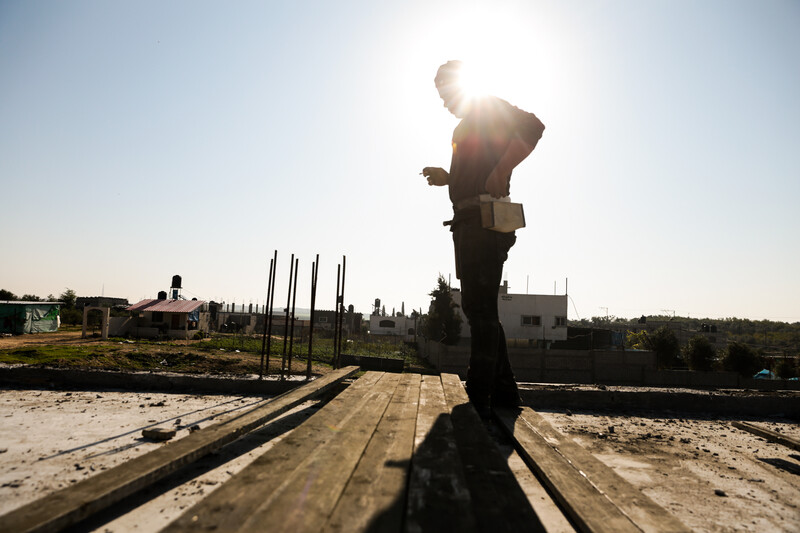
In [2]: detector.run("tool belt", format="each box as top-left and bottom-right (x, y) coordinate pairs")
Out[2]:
(444, 195), (525, 233)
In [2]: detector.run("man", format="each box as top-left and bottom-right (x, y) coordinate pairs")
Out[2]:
(422, 60), (545, 414)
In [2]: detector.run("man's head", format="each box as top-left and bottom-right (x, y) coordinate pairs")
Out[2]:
(435, 60), (469, 118)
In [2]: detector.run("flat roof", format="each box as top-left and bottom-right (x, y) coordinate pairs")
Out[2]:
(0, 301), (62, 305)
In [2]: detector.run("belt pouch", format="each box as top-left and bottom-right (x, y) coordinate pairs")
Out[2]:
(480, 201), (525, 232)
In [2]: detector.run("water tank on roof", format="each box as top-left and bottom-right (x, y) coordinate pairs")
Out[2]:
(157, 291), (167, 300)
(172, 275), (182, 289)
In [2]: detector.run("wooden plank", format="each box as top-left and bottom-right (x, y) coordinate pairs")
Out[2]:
(161, 371), (389, 532)
(494, 407), (640, 533)
(0, 366), (361, 533)
(323, 373), (421, 533)
(238, 372), (403, 532)
(732, 421), (800, 451)
(406, 374), (479, 533)
(439, 374), (547, 532)
(502, 407), (690, 533)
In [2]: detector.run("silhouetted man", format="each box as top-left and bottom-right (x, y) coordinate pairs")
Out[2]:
(422, 60), (545, 415)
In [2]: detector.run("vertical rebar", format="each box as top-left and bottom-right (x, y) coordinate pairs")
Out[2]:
(287, 257), (299, 378)
(337, 255), (347, 367)
(307, 254), (319, 380)
(259, 256), (275, 379)
(265, 250), (278, 376)
(333, 264), (341, 368)
(281, 254), (295, 380)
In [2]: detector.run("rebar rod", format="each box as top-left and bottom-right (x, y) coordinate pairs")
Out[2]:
(332, 264), (341, 368)
(287, 257), (299, 377)
(259, 256), (275, 379)
(307, 254), (319, 380)
(281, 254), (295, 380)
(337, 255), (347, 367)
(265, 250), (278, 376)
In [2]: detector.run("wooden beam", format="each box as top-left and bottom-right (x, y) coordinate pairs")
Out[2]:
(497, 407), (690, 533)
(732, 421), (800, 451)
(405, 374), (479, 532)
(323, 373), (421, 532)
(439, 374), (547, 532)
(0, 366), (360, 533)
(494, 407), (641, 533)
(239, 372), (403, 532)
(162, 371), (389, 532)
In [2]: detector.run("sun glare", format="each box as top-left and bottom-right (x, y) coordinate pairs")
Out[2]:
(457, 62), (491, 100)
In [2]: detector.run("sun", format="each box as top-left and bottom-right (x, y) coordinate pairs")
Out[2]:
(457, 61), (492, 101)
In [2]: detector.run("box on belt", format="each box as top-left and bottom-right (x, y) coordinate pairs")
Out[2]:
(480, 200), (526, 233)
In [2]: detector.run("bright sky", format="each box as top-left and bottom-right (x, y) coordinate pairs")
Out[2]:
(2, 1), (798, 322)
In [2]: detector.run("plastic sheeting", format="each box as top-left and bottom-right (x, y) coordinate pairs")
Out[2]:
(0, 303), (61, 334)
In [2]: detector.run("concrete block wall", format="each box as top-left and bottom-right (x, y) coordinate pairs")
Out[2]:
(419, 340), (800, 390)
(108, 317), (135, 336)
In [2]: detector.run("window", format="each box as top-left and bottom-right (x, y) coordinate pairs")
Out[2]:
(521, 315), (541, 326)
(318, 317), (328, 323)
(555, 316), (567, 327)
(379, 320), (396, 328)
(152, 312), (163, 322)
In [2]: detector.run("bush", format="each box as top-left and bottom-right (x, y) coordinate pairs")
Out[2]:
(774, 357), (798, 379)
(625, 326), (681, 369)
(683, 335), (716, 371)
(722, 342), (762, 377)
(60, 308), (83, 326)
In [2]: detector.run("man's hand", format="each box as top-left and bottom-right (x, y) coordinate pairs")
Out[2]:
(422, 166), (449, 187)
(485, 171), (509, 198)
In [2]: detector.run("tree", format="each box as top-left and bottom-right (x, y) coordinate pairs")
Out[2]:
(684, 335), (716, 371)
(59, 288), (77, 309)
(21, 294), (42, 301)
(650, 326), (681, 368)
(423, 275), (462, 346)
(721, 342), (762, 377)
(626, 325), (680, 369)
(0, 289), (18, 300)
(774, 357), (798, 379)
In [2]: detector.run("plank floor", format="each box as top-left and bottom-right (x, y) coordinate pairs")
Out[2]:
(2, 371), (690, 533)
(164, 372), (547, 533)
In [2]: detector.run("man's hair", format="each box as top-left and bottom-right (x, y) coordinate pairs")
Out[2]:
(435, 60), (463, 86)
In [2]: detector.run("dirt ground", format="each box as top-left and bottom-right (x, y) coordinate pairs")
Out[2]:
(0, 329), (103, 348)
(0, 387), (324, 532)
(533, 408), (800, 532)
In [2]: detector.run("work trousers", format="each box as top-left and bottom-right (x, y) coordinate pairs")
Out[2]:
(451, 211), (519, 406)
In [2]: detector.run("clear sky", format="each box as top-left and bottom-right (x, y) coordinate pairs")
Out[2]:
(2, 0), (798, 322)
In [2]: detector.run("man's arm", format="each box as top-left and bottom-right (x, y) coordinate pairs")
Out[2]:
(422, 166), (449, 187)
(485, 138), (536, 198)
(486, 107), (545, 198)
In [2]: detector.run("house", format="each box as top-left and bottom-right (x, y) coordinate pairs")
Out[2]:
(450, 281), (569, 348)
(0, 301), (62, 334)
(125, 298), (207, 339)
(369, 314), (418, 342)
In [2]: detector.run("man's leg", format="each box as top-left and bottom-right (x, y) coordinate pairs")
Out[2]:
(492, 322), (521, 406)
(454, 220), (516, 408)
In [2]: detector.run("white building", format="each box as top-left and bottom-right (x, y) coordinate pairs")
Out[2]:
(369, 315), (418, 342)
(451, 282), (568, 347)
